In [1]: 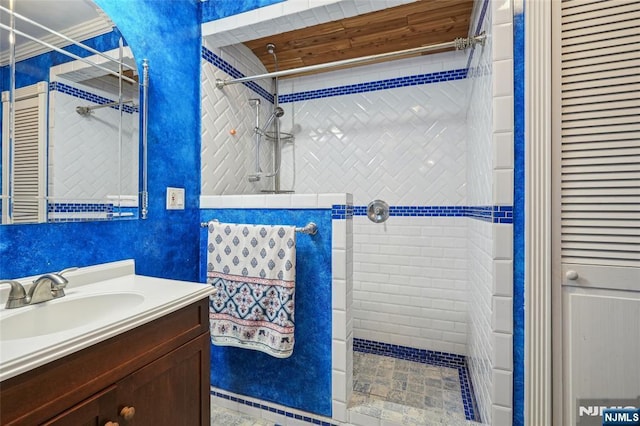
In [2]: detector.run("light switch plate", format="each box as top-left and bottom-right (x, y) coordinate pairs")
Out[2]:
(166, 187), (185, 210)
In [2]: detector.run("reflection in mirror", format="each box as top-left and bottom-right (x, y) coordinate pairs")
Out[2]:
(0, 0), (148, 224)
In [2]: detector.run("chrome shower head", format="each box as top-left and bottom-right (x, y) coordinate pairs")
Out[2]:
(266, 43), (279, 72)
(257, 107), (285, 135)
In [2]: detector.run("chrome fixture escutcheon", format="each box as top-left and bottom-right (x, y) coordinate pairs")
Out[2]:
(367, 200), (390, 223)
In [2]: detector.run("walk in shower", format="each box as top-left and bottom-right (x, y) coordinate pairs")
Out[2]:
(201, 0), (512, 423)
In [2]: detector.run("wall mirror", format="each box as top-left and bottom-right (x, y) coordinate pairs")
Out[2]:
(0, 0), (148, 224)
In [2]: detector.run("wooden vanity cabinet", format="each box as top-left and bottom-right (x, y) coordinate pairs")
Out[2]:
(0, 298), (211, 426)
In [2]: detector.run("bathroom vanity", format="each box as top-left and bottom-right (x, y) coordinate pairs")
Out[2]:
(0, 261), (214, 425)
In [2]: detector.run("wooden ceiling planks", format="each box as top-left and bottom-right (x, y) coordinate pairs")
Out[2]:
(243, 0), (474, 77)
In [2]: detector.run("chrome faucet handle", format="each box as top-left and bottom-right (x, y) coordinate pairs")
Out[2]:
(1, 280), (28, 309)
(29, 273), (68, 304)
(58, 267), (79, 277)
(51, 267), (77, 298)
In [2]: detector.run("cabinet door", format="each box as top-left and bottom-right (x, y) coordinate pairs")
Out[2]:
(41, 386), (118, 426)
(115, 333), (210, 426)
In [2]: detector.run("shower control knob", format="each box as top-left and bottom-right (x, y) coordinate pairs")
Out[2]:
(566, 270), (579, 281)
(367, 200), (390, 223)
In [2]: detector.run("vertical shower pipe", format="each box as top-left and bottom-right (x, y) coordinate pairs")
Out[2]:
(273, 77), (281, 192)
(269, 43), (282, 193)
(251, 99), (261, 178)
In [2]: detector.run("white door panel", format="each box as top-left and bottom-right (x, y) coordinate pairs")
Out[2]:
(563, 287), (640, 425)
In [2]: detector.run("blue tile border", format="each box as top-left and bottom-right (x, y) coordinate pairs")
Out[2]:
(350, 204), (513, 223)
(210, 389), (338, 426)
(46, 202), (138, 222)
(50, 82), (137, 114)
(202, 47), (466, 105)
(48, 202), (113, 214)
(354, 338), (465, 367)
(201, 46), (274, 103)
(279, 69), (468, 103)
(354, 338), (478, 422)
(331, 204), (353, 220)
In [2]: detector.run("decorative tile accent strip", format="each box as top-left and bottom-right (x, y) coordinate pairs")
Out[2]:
(210, 389), (338, 426)
(48, 203), (113, 214)
(332, 204), (348, 220)
(354, 338), (465, 366)
(201, 46), (274, 103)
(493, 205), (513, 224)
(279, 69), (468, 103)
(46, 203), (138, 222)
(50, 82), (137, 114)
(354, 338), (478, 422)
(466, 205), (493, 222)
(458, 360), (481, 422)
(352, 205), (513, 223)
(390, 205), (467, 217)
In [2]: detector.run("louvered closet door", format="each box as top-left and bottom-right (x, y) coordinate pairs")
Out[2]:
(12, 96), (45, 223)
(556, 1), (640, 425)
(1, 82), (47, 224)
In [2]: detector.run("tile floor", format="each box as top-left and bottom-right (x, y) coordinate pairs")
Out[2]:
(210, 352), (477, 425)
(211, 405), (274, 426)
(349, 351), (476, 425)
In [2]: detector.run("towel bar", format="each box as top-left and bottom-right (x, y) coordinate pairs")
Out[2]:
(200, 220), (317, 235)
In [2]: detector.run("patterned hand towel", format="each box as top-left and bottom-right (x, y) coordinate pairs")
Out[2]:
(207, 222), (296, 358)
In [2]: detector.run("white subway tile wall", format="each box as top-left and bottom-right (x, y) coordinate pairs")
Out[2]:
(466, 0), (515, 424)
(49, 79), (138, 202)
(353, 216), (468, 355)
(467, 217), (494, 424)
(201, 41), (274, 195)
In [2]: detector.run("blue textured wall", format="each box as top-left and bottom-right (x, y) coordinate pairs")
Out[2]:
(201, 208), (333, 417)
(513, 7), (525, 426)
(0, 0), (202, 281)
(201, 0), (284, 22)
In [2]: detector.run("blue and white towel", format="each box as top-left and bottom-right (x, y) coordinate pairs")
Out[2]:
(207, 222), (296, 358)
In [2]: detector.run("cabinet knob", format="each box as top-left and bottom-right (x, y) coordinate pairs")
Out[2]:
(120, 406), (136, 421)
(105, 422), (119, 426)
(566, 270), (579, 280)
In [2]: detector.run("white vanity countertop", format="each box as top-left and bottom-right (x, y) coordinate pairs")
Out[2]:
(0, 260), (214, 382)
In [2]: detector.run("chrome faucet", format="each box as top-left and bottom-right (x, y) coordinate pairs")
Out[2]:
(1, 267), (78, 309)
(0, 280), (29, 309)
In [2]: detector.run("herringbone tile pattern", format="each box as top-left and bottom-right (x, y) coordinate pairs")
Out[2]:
(280, 80), (468, 206)
(49, 87), (138, 200)
(201, 46), (276, 195)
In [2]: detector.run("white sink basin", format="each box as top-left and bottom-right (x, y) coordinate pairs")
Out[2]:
(0, 259), (214, 382)
(0, 293), (145, 341)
